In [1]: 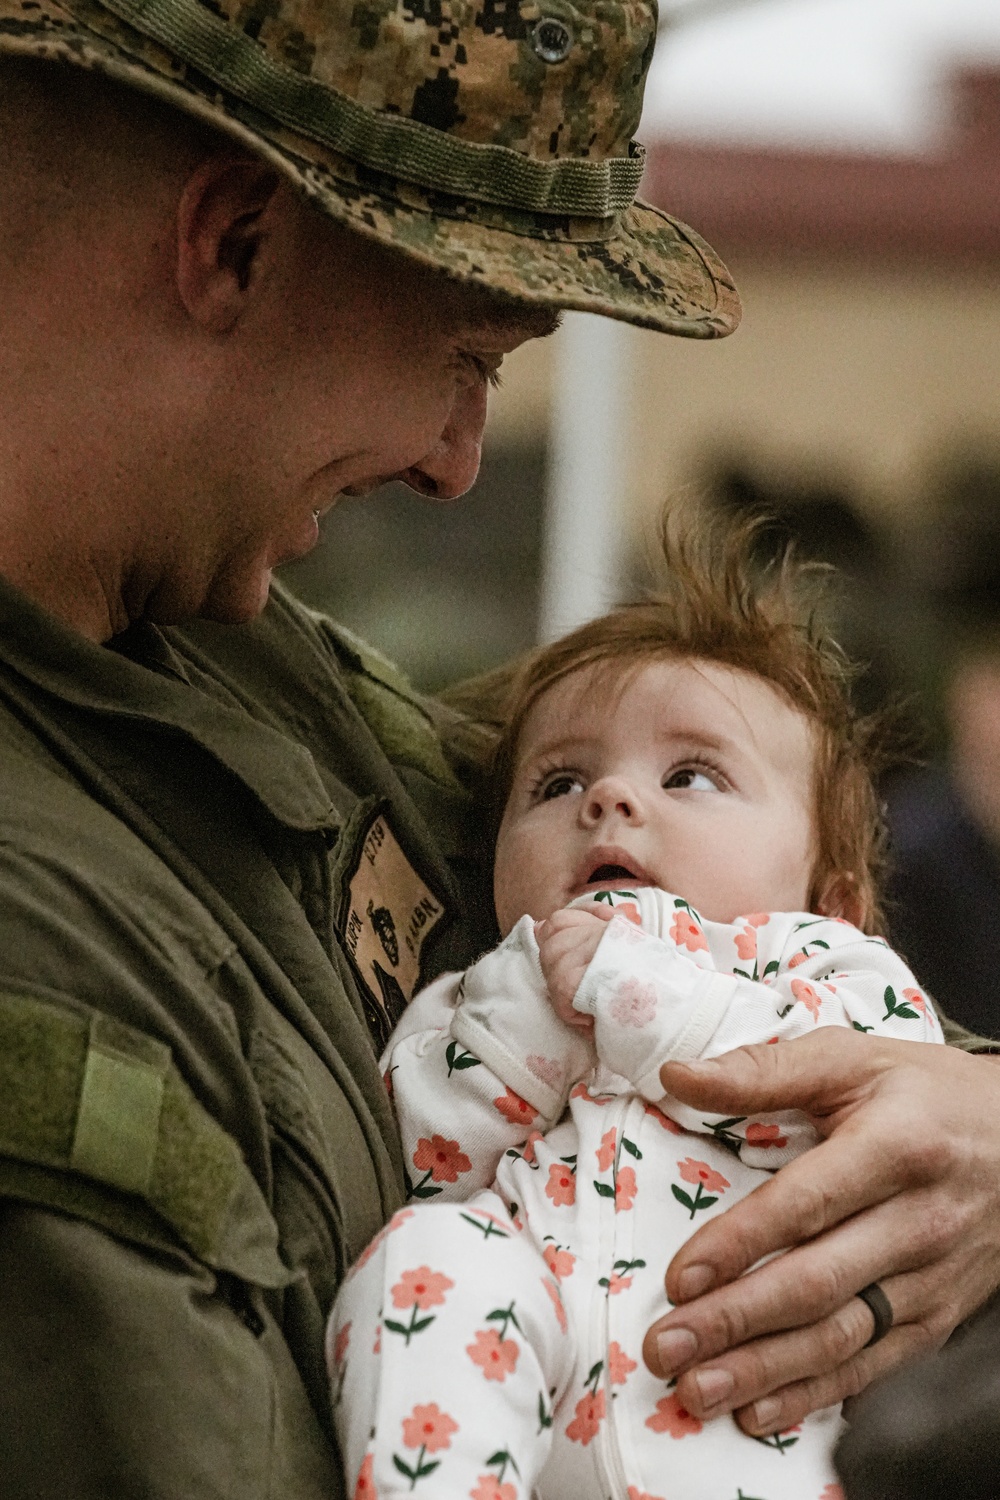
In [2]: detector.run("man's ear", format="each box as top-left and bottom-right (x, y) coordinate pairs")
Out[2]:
(175, 157), (283, 332)
(815, 871), (868, 930)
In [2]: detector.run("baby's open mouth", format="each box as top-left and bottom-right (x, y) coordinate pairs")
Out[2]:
(587, 863), (640, 883)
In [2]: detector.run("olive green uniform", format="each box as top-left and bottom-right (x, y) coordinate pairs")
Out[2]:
(0, 572), (497, 1498)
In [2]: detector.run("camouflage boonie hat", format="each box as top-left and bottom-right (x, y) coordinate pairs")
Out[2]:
(0, 0), (741, 336)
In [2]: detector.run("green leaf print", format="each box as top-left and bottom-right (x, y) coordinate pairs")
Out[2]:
(852, 1020), (874, 1033)
(485, 1301), (523, 1339)
(621, 1137), (642, 1160)
(671, 1182), (719, 1219)
(392, 1449), (442, 1486)
(384, 1310), (436, 1343)
(593, 1180), (616, 1198)
(752, 1430), (800, 1454)
(882, 985), (919, 1022)
(445, 1040), (482, 1076)
(459, 1213), (509, 1239)
(592, 888), (638, 905)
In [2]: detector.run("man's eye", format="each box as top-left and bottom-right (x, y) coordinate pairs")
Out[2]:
(540, 774), (583, 801)
(663, 767), (718, 792)
(466, 354), (503, 389)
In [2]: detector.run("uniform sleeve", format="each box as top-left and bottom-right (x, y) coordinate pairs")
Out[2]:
(0, 1201), (339, 1500)
(383, 915), (595, 1201)
(573, 905), (942, 1167)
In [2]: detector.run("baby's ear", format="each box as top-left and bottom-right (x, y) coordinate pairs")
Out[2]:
(816, 872), (867, 930)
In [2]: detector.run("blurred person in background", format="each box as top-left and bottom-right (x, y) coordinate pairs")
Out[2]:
(886, 636), (1000, 1040)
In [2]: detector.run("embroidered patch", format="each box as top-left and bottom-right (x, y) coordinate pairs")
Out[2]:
(342, 807), (445, 1041)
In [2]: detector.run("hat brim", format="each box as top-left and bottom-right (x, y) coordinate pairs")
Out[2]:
(0, 0), (741, 338)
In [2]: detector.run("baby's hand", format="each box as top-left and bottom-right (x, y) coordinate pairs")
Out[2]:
(535, 905), (616, 1028)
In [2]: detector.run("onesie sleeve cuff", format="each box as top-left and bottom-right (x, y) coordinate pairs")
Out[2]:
(450, 915), (595, 1119)
(574, 914), (738, 1098)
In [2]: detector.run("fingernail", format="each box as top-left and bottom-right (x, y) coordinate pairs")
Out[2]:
(655, 1327), (697, 1374)
(693, 1368), (734, 1410)
(676, 1263), (715, 1301)
(749, 1397), (782, 1433)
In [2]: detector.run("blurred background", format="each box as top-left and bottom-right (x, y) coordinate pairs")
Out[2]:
(282, 0), (1000, 1035)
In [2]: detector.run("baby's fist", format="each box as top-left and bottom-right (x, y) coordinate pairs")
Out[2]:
(535, 906), (614, 1027)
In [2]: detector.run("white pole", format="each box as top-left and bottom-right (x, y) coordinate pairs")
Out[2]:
(538, 311), (630, 642)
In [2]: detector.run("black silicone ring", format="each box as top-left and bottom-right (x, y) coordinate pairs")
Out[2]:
(856, 1282), (894, 1347)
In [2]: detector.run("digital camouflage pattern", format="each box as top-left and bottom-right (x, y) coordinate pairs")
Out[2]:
(0, 0), (740, 335)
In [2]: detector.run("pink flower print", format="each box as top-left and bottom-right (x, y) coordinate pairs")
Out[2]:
(674, 1158), (730, 1219)
(470, 1478), (517, 1500)
(596, 1128), (617, 1172)
(670, 911), (708, 952)
(391, 1267), (454, 1311)
(642, 1101), (683, 1133)
(401, 1403), (458, 1453)
(412, 1135), (471, 1183)
(903, 987), (927, 1013)
(353, 1453), (377, 1500)
(493, 1087), (537, 1126)
(608, 1341), (638, 1385)
(526, 1054), (561, 1089)
(615, 902), (642, 924)
(678, 1158), (729, 1193)
(545, 1162), (576, 1207)
(627, 1490), (665, 1500)
(467, 1328), (519, 1382)
(819, 1487), (845, 1500)
(521, 1129), (544, 1165)
(566, 1389), (606, 1445)
(790, 978), (823, 1020)
(734, 925), (758, 961)
(571, 1080), (614, 1105)
(745, 1122), (788, 1150)
(331, 1321), (351, 1368)
(646, 1392), (703, 1438)
(615, 1165), (638, 1212)
(609, 977), (658, 1028)
(741, 912), (771, 929)
(605, 1270), (633, 1295)
(543, 1275), (568, 1331)
(382, 1067), (394, 1100)
(543, 1243), (576, 1281)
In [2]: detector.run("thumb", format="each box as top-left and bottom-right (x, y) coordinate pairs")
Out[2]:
(661, 1030), (900, 1117)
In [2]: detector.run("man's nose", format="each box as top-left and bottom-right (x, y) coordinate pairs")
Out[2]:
(397, 380), (488, 500)
(581, 776), (644, 827)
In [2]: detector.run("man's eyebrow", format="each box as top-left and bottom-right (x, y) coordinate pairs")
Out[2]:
(471, 302), (563, 342)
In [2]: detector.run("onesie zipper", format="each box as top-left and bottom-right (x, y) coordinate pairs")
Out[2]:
(594, 1095), (645, 1500)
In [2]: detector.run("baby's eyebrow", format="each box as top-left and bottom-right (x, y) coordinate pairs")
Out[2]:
(657, 727), (740, 757)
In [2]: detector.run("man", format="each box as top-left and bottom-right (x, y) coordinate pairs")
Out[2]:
(0, 1), (998, 1494)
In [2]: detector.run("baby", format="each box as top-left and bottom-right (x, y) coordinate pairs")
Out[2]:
(327, 522), (941, 1500)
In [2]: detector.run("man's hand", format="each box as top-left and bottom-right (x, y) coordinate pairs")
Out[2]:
(535, 905), (615, 1026)
(642, 1031), (1000, 1435)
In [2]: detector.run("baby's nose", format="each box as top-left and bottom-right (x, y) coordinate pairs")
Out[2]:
(584, 776), (642, 824)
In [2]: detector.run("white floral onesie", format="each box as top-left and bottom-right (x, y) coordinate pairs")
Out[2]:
(328, 888), (942, 1500)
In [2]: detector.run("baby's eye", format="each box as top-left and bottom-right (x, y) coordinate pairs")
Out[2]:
(540, 773), (583, 801)
(663, 766), (720, 793)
